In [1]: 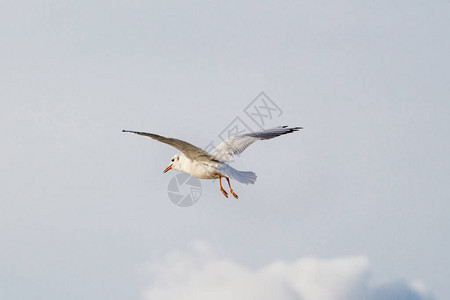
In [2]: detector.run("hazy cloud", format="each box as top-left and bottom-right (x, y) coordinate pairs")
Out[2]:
(143, 241), (433, 300)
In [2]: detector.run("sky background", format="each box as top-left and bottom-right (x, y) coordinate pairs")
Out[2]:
(1, 1), (449, 299)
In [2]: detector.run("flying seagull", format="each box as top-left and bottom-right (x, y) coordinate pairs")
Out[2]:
(123, 126), (302, 199)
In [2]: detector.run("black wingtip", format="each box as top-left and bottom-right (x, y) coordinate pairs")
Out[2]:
(281, 125), (303, 131)
(286, 126), (303, 132)
(274, 126), (303, 137)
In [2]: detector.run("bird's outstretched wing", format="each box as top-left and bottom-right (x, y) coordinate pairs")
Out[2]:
(210, 126), (302, 162)
(122, 130), (217, 162)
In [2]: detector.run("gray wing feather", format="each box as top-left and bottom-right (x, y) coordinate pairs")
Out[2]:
(211, 126), (302, 162)
(122, 130), (216, 162)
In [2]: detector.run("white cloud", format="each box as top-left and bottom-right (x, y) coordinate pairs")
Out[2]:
(143, 241), (433, 300)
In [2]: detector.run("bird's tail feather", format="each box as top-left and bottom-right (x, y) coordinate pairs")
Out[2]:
(213, 164), (257, 185)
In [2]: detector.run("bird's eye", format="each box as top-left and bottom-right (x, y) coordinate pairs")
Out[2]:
(171, 159), (174, 162)
(177, 157), (179, 161)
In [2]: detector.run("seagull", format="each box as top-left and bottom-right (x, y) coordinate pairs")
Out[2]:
(123, 126), (302, 199)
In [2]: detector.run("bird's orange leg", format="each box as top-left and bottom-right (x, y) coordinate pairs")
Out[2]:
(216, 175), (228, 198)
(225, 177), (239, 199)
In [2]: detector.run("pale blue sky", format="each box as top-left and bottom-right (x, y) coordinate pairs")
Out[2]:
(1, 1), (449, 299)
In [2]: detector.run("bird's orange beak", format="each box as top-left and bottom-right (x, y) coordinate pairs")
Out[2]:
(163, 164), (172, 173)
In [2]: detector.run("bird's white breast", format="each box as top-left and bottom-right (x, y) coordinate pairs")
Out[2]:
(184, 160), (219, 179)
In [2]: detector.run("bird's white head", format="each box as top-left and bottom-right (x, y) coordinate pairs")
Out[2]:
(163, 153), (182, 173)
